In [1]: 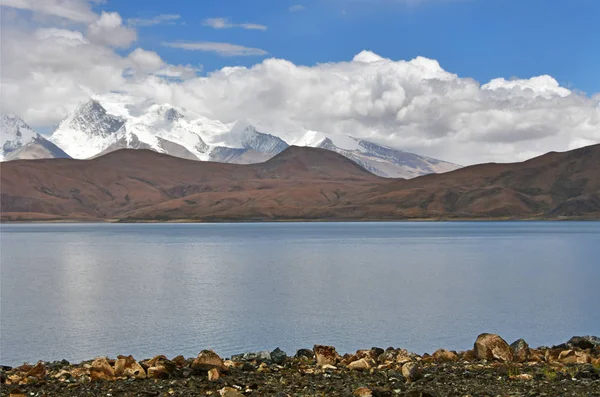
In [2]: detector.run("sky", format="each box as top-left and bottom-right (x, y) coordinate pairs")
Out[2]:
(1, 0), (599, 165)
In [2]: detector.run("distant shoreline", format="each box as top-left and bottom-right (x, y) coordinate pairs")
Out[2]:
(2, 215), (599, 224)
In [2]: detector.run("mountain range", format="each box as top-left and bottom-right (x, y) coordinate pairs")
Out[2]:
(0, 96), (459, 178)
(1, 143), (598, 221)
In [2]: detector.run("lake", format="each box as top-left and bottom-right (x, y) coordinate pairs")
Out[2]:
(1, 222), (599, 366)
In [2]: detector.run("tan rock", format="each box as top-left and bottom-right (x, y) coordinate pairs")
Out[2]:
(474, 333), (513, 362)
(25, 362), (46, 380)
(147, 366), (170, 379)
(191, 350), (225, 372)
(223, 359), (236, 369)
(208, 368), (220, 381)
(396, 354), (412, 365)
(219, 387), (244, 397)
(432, 349), (458, 363)
(114, 355), (146, 379)
(89, 357), (115, 381)
(313, 345), (339, 367)
(544, 348), (561, 363)
(353, 387), (373, 397)
(347, 358), (373, 371)
(172, 355), (186, 367)
(460, 350), (477, 362)
(401, 361), (422, 382)
(321, 364), (337, 370)
(7, 374), (22, 384)
(558, 350), (591, 364)
(511, 373), (533, 381)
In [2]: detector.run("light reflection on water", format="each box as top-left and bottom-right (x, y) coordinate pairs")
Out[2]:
(1, 222), (599, 365)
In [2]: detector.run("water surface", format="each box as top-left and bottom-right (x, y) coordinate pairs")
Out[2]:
(1, 222), (599, 365)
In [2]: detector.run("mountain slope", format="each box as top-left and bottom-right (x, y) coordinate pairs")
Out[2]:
(4, 135), (71, 161)
(1, 114), (39, 160)
(1, 115), (71, 161)
(1, 144), (598, 221)
(293, 130), (460, 178)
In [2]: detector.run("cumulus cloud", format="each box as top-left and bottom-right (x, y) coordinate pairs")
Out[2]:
(86, 11), (136, 48)
(202, 17), (267, 31)
(128, 14), (181, 27)
(1, 6), (598, 165)
(163, 41), (268, 56)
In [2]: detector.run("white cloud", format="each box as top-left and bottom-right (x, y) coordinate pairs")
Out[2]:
(202, 17), (267, 31)
(289, 5), (305, 11)
(1, 7), (598, 165)
(86, 11), (136, 48)
(163, 41), (268, 56)
(128, 14), (180, 27)
(0, 0), (97, 22)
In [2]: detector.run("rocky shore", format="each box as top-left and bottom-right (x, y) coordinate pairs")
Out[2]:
(2, 334), (599, 397)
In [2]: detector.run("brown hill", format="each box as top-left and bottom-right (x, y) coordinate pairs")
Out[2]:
(1, 144), (599, 221)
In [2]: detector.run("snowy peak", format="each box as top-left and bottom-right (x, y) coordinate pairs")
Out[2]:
(1, 114), (38, 160)
(65, 99), (124, 137)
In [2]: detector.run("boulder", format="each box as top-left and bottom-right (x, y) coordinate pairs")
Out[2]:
(510, 339), (531, 363)
(474, 333), (513, 362)
(191, 350), (225, 372)
(558, 350), (591, 364)
(432, 349), (458, 363)
(114, 355), (146, 379)
(231, 351), (271, 363)
(353, 387), (373, 397)
(89, 357), (115, 381)
(25, 362), (46, 380)
(347, 358), (373, 371)
(567, 336), (600, 350)
(219, 387), (245, 397)
(208, 368), (220, 381)
(270, 348), (287, 365)
(145, 355), (177, 379)
(313, 345), (339, 367)
(296, 349), (314, 359)
(401, 362), (422, 382)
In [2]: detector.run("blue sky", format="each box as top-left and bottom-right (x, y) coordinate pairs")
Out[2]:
(105, 0), (600, 95)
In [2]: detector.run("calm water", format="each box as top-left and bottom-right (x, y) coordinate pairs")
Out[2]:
(1, 222), (599, 366)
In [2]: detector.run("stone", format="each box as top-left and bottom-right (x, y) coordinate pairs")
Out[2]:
(191, 350), (225, 372)
(321, 364), (337, 370)
(508, 339), (530, 363)
(25, 362), (46, 380)
(296, 348), (315, 359)
(114, 355), (146, 379)
(270, 347), (287, 365)
(354, 387), (373, 397)
(558, 349), (591, 364)
(145, 355), (176, 379)
(208, 368), (220, 381)
(348, 358), (373, 370)
(172, 355), (187, 367)
(89, 357), (115, 381)
(314, 345), (339, 367)
(432, 349), (458, 362)
(219, 387), (245, 397)
(474, 333), (513, 362)
(511, 373), (533, 381)
(567, 336), (600, 350)
(401, 362), (422, 382)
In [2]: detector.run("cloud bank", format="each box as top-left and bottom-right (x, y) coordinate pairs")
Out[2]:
(1, 1), (598, 165)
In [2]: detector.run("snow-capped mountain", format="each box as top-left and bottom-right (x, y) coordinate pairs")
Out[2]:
(292, 130), (460, 178)
(207, 122), (289, 164)
(51, 99), (210, 160)
(1, 114), (38, 160)
(1, 114), (71, 161)
(42, 95), (461, 178)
